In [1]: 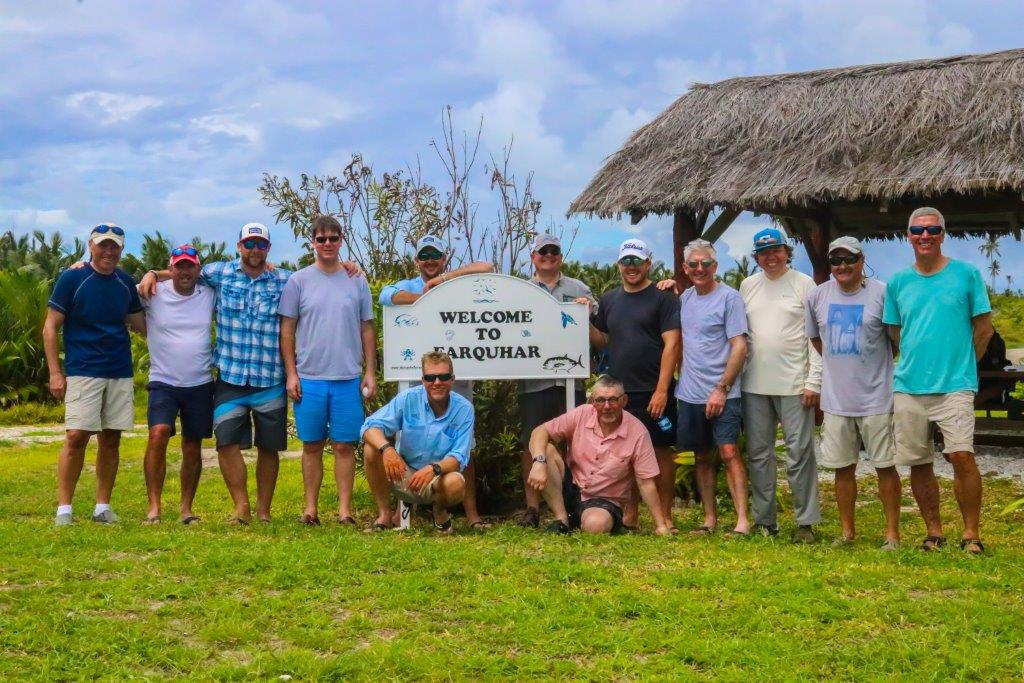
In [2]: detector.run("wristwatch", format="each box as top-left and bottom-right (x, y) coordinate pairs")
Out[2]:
(532, 453), (547, 463)
(431, 463), (443, 477)
(715, 382), (731, 393)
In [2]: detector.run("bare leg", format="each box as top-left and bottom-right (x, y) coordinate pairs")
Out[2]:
(622, 482), (639, 527)
(876, 466), (901, 543)
(432, 472), (467, 525)
(909, 463), (942, 540)
(333, 441), (356, 520)
(217, 444), (251, 521)
(255, 448), (279, 522)
(720, 444), (750, 533)
(461, 460), (486, 525)
(362, 443), (394, 525)
(539, 444), (569, 524)
(144, 425), (173, 519)
(946, 451), (982, 544)
(519, 448), (542, 510)
(300, 439), (326, 518)
(57, 430), (93, 507)
(834, 464), (857, 540)
(655, 446), (677, 527)
(179, 437), (203, 520)
(693, 448), (717, 530)
(94, 429), (121, 505)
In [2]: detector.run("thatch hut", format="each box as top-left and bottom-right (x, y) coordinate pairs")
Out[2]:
(569, 48), (1024, 284)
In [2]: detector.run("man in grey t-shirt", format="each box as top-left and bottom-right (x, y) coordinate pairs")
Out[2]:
(805, 236), (901, 550)
(279, 215), (376, 526)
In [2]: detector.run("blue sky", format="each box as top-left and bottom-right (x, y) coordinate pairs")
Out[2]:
(2, 0), (1023, 288)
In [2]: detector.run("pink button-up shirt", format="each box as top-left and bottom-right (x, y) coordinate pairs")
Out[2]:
(542, 405), (659, 509)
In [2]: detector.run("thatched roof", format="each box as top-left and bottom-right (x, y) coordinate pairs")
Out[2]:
(569, 49), (1024, 219)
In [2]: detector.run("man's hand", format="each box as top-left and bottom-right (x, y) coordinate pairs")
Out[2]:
(341, 260), (364, 278)
(406, 465), (435, 493)
(801, 389), (820, 409)
(383, 448), (407, 483)
(527, 461), (548, 491)
(573, 296), (593, 314)
(647, 389), (668, 419)
(68, 260), (87, 270)
(139, 271), (159, 299)
(361, 372), (377, 401)
(286, 373), (301, 401)
(49, 372), (66, 401)
(705, 386), (726, 419)
(654, 279), (678, 294)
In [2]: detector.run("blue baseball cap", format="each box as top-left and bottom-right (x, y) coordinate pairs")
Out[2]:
(752, 228), (788, 253)
(415, 235), (448, 254)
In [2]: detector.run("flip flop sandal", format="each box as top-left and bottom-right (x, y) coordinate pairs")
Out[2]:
(621, 524), (640, 533)
(226, 516), (250, 526)
(363, 521), (393, 533)
(960, 538), (985, 554)
(434, 518), (453, 534)
(298, 514), (321, 526)
(469, 520), (493, 530)
(335, 515), (357, 525)
(180, 516), (201, 525)
(143, 516), (161, 526)
(724, 529), (750, 538)
(920, 535), (946, 551)
(689, 525), (716, 536)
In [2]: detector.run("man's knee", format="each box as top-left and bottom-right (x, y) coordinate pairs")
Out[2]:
(148, 424), (173, 444)
(580, 509), (613, 534)
(363, 442), (382, 465)
(944, 450), (977, 470)
(695, 449), (716, 465)
(332, 441), (355, 458)
(439, 472), (466, 501)
(65, 430), (92, 448)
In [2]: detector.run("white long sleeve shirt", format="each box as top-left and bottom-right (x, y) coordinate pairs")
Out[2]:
(740, 268), (822, 396)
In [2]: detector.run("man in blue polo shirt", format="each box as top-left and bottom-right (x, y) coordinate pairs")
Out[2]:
(44, 223), (145, 526)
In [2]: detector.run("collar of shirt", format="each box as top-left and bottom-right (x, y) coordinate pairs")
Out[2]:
(420, 387), (454, 420)
(232, 259), (273, 281)
(532, 273), (562, 292)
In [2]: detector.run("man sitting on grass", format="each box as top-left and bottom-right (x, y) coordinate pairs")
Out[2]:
(360, 351), (473, 533)
(526, 374), (671, 536)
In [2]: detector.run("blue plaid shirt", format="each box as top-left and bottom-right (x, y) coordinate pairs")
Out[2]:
(202, 260), (292, 387)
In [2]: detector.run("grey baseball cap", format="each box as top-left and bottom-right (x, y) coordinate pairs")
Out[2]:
(828, 236), (863, 255)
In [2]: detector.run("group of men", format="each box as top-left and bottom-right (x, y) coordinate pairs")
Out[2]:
(45, 205), (992, 552)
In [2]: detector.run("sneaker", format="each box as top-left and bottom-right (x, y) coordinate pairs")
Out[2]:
(544, 520), (571, 535)
(879, 538), (901, 552)
(55, 512), (73, 527)
(517, 507), (540, 528)
(792, 525), (817, 544)
(92, 509), (120, 524)
(752, 523), (779, 537)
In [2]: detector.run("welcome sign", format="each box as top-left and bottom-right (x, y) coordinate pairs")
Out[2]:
(382, 274), (590, 381)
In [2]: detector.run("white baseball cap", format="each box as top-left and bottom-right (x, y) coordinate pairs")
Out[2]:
(828, 235), (863, 255)
(89, 222), (125, 248)
(239, 222), (271, 242)
(618, 238), (651, 260)
(415, 235), (448, 254)
(531, 233), (561, 252)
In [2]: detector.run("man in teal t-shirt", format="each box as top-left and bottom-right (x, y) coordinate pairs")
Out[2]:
(882, 207), (993, 554)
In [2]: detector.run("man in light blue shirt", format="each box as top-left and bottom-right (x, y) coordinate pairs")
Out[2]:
(360, 351), (473, 533)
(883, 207), (993, 554)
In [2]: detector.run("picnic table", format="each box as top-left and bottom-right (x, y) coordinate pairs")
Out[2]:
(975, 370), (1024, 447)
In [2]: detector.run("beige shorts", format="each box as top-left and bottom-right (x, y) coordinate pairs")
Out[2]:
(819, 412), (896, 469)
(391, 469), (465, 505)
(65, 376), (135, 432)
(893, 391), (975, 466)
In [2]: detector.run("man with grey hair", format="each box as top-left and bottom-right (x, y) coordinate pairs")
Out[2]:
(674, 239), (751, 536)
(883, 207), (993, 553)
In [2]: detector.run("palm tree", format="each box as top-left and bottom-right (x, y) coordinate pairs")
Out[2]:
(722, 255), (753, 289)
(978, 234), (1002, 289)
(987, 259), (1001, 291)
(1006, 274), (1015, 295)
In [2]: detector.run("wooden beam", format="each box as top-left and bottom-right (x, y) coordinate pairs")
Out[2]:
(699, 207), (741, 244)
(673, 209), (700, 291)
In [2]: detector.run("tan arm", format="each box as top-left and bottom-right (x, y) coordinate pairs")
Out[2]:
(972, 313), (995, 361)
(42, 308), (66, 400)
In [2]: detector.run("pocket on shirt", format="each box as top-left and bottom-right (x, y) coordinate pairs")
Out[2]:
(220, 286), (247, 313)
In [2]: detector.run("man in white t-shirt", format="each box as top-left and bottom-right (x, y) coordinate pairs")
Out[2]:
(740, 228), (823, 543)
(141, 244), (216, 524)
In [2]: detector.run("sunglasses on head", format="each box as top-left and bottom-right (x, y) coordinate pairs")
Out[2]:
(417, 250), (444, 261)
(909, 225), (943, 236)
(829, 254), (860, 266)
(685, 258), (716, 270)
(242, 239), (270, 250)
(619, 255), (645, 267)
(93, 225), (125, 236)
(172, 246), (197, 257)
(536, 245), (561, 257)
(314, 234), (341, 244)
(422, 372), (453, 383)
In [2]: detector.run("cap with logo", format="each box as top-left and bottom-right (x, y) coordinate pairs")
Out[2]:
(239, 222), (271, 242)
(415, 235), (448, 255)
(90, 222), (125, 248)
(531, 233), (561, 253)
(618, 238), (651, 260)
(827, 235), (863, 255)
(170, 244), (200, 266)
(751, 228), (788, 253)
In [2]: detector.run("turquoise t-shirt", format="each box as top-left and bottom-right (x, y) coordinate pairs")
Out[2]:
(882, 259), (991, 394)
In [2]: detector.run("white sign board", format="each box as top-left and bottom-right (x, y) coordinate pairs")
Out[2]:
(382, 274), (589, 382)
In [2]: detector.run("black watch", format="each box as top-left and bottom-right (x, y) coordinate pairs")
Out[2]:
(431, 463), (443, 477)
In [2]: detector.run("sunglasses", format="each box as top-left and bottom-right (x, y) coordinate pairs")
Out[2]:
(685, 258), (716, 269)
(592, 394), (624, 405)
(908, 225), (943, 236)
(172, 246), (197, 257)
(829, 254), (861, 266)
(242, 239), (270, 250)
(618, 256), (645, 267)
(314, 235), (341, 244)
(417, 250), (444, 261)
(536, 246), (561, 257)
(422, 372), (453, 383)
(92, 225), (125, 237)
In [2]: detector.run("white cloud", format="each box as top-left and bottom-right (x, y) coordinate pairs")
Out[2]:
(65, 91), (163, 124)
(248, 81), (358, 130)
(189, 113), (261, 144)
(556, 0), (692, 35)
(655, 53), (748, 96)
(0, 208), (75, 232)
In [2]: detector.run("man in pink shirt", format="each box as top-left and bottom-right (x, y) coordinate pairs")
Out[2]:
(526, 375), (672, 535)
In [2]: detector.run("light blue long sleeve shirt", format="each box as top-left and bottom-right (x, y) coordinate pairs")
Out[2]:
(378, 275), (427, 306)
(360, 385), (474, 470)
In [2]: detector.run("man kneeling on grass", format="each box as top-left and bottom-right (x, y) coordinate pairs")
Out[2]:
(526, 374), (672, 535)
(360, 351), (472, 533)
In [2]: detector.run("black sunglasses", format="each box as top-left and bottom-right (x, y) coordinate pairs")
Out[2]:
(619, 256), (645, 267)
(172, 246), (197, 257)
(242, 239), (270, 250)
(829, 254), (861, 266)
(536, 245), (561, 257)
(93, 225), (125, 236)
(685, 258), (716, 269)
(418, 250), (444, 261)
(422, 372), (453, 383)
(908, 225), (943, 236)
(314, 235), (341, 244)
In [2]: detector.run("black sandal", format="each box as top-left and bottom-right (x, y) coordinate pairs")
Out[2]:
(960, 538), (985, 554)
(434, 517), (453, 534)
(921, 535), (947, 551)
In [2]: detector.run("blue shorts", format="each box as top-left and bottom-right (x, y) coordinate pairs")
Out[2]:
(676, 398), (742, 452)
(147, 381), (214, 440)
(293, 378), (364, 444)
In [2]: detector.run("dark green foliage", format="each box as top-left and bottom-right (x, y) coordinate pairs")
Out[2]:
(0, 270), (51, 406)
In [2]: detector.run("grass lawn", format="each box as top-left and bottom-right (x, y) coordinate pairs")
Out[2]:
(2, 436), (1023, 680)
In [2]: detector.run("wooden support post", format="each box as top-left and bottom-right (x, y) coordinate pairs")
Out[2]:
(700, 207), (741, 244)
(804, 217), (832, 285)
(673, 209), (700, 291)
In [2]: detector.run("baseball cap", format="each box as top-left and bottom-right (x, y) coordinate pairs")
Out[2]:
(827, 235), (863, 255)
(752, 228), (788, 253)
(416, 235), (448, 255)
(90, 223), (125, 248)
(618, 238), (651, 261)
(170, 244), (200, 266)
(531, 233), (561, 253)
(239, 222), (270, 242)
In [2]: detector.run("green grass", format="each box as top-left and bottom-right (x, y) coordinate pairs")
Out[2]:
(2, 437), (1023, 680)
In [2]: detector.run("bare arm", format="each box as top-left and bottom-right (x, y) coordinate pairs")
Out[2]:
(810, 337), (822, 357)
(390, 290), (422, 305)
(526, 425), (554, 491)
(360, 320), (378, 399)
(423, 261), (495, 292)
(706, 335), (747, 419)
(887, 324), (901, 355)
(647, 328), (681, 418)
(139, 269), (171, 298)
(126, 311), (146, 336)
(588, 322), (609, 349)
(972, 313), (995, 361)
(42, 308), (66, 400)
(280, 315), (300, 400)
(637, 476), (670, 535)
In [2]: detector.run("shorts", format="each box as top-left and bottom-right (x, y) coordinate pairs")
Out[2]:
(64, 376), (134, 432)
(624, 385), (677, 449)
(212, 379), (288, 452)
(562, 466), (624, 533)
(391, 468), (465, 506)
(518, 385), (587, 445)
(819, 412), (895, 469)
(147, 381), (215, 440)
(293, 377), (364, 444)
(893, 391), (976, 465)
(676, 398), (742, 452)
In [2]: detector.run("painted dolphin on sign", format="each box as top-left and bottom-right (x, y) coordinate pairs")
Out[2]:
(560, 312), (577, 328)
(542, 354), (585, 373)
(394, 314), (419, 327)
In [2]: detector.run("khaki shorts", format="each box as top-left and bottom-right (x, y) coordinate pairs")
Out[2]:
(819, 412), (896, 469)
(391, 469), (465, 506)
(65, 376), (135, 432)
(893, 391), (975, 466)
